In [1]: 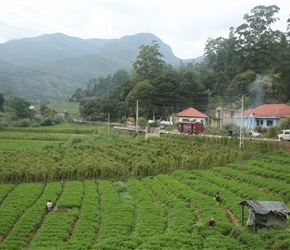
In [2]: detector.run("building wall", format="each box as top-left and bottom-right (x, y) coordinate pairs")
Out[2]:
(235, 117), (280, 129)
(214, 107), (236, 128)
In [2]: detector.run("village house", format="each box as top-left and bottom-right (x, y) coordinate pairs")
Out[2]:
(213, 106), (236, 128)
(234, 104), (290, 130)
(174, 107), (208, 124)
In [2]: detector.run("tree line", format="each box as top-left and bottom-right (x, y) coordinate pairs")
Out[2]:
(0, 5), (289, 125)
(69, 5), (290, 122)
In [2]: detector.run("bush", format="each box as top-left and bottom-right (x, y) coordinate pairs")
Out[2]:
(13, 118), (32, 127)
(267, 126), (278, 138)
(280, 117), (290, 130)
(40, 115), (63, 126)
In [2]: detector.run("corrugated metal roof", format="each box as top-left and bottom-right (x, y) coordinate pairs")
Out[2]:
(175, 107), (208, 118)
(239, 200), (290, 215)
(237, 104), (290, 117)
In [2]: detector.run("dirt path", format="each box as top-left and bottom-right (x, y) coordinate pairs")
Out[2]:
(226, 208), (239, 226)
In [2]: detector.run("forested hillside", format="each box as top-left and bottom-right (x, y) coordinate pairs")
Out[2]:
(1, 5), (289, 123)
(70, 5), (290, 122)
(0, 33), (181, 103)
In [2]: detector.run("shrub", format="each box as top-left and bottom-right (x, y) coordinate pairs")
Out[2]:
(13, 118), (32, 127)
(267, 126), (278, 138)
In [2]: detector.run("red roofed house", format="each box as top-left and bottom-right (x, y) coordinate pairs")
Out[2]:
(174, 107), (208, 123)
(234, 104), (290, 129)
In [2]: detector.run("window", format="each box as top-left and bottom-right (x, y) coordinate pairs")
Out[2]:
(266, 120), (273, 126)
(256, 120), (263, 126)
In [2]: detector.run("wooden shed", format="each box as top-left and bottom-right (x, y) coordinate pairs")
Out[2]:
(239, 200), (290, 232)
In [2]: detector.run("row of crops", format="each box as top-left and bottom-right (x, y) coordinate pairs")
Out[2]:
(0, 132), (276, 182)
(1, 149), (290, 249)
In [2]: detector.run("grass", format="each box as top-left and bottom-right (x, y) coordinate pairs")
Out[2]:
(0, 139), (54, 151)
(46, 102), (80, 115)
(0, 122), (129, 151)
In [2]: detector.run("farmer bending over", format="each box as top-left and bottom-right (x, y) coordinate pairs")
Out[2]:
(207, 218), (216, 226)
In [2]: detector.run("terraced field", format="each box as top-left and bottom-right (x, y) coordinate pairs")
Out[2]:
(1, 150), (290, 249)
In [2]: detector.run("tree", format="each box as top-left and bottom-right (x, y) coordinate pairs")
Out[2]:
(39, 104), (55, 116)
(7, 97), (34, 119)
(79, 98), (118, 121)
(0, 93), (4, 112)
(151, 70), (179, 117)
(226, 70), (257, 100)
(132, 41), (166, 81)
(125, 80), (156, 118)
(234, 5), (281, 73)
(275, 62), (290, 102)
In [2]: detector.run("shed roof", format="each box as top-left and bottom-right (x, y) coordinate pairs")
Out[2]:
(174, 107), (208, 118)
(239, 200), (290, 215)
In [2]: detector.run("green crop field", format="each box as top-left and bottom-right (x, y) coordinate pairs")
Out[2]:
(46, 102), (80, 115)
(0, 124), (290, 249)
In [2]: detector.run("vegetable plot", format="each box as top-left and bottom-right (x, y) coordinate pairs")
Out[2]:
(0, 151), (290, 249)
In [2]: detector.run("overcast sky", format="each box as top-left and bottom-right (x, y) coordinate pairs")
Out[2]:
(0, 0), (289, 59)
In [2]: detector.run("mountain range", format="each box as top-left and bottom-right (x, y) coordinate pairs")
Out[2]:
(0, 33), (203, 103)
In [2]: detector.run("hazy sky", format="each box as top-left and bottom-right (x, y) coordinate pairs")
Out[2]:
(0, 0), (289, 59)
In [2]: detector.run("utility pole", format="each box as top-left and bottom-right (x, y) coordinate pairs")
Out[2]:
(136, 100), (139, 132)
(108, 113), (110, 132)
(239, 95), (244, 149)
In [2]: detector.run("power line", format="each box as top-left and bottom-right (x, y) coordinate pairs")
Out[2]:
(0, 3), (137, 65)
(0, 20), (132, 69)
(0, 60), (87, 86)
(0, 3), (198, 105)
(0, 70), (78, 91)
(11, 0), (137, 58)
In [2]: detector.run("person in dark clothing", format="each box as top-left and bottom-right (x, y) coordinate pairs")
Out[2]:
(215, 192), (221, 204)
(207, 218), (216, 226)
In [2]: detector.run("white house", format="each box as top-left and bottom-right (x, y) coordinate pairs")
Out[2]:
(174, 107), (208, 123)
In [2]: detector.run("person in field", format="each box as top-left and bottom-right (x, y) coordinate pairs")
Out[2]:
(215, 192), (221, 204)
(46, 200), (52, 212)
(207, 218), (215, 226)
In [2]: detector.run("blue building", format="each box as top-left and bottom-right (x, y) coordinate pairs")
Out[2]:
(234, 104), (290, 130)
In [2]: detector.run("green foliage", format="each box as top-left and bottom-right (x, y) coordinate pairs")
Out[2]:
(132, 41), (166, 81)
(280, 116), (290, 130)
(0, 93), (4, 112)
(7, 97), (35, 119)
(202, 5), (290, 104)
(0, 128), (277, 183)
(268, 126), (279, 138)
(1, 150), (290, 249)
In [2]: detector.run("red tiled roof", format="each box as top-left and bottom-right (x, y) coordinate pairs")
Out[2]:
(242, 104), (290, 117)
(175, 107), (208, 118)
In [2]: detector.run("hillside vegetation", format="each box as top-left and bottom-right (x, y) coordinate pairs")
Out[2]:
(0, 124), (290, 249)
